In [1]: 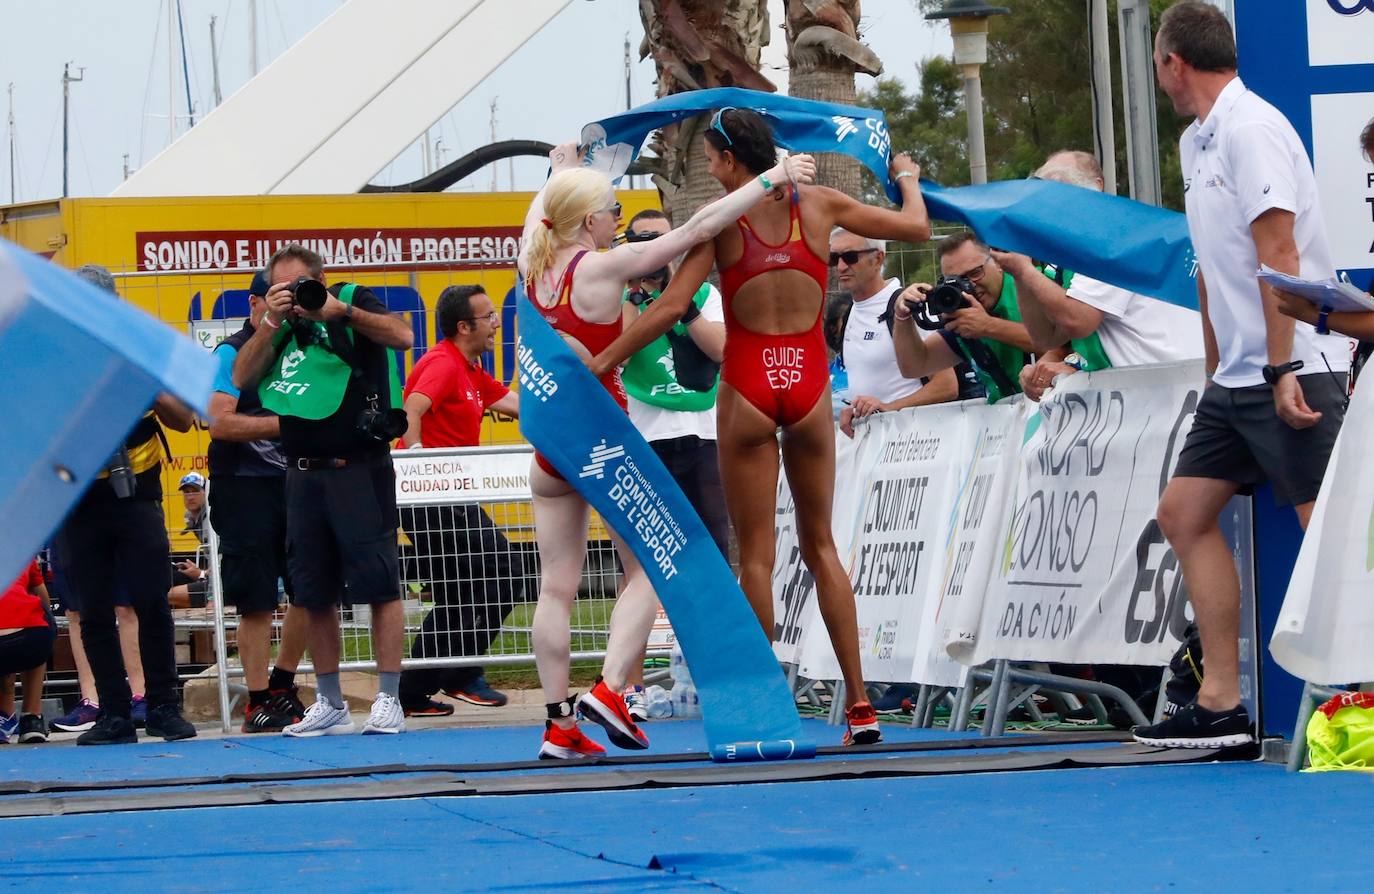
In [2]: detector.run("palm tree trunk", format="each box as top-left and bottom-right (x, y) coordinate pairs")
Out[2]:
(784, 0), (881, 199)
(638, 0), (774, 224)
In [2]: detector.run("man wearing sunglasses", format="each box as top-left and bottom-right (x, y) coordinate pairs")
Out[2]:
(829, 229), (958, 437)
(890, 232), (1036, 403)
(396, 284), (522, 717)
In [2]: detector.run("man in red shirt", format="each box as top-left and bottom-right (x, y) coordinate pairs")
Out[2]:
(0, 559), (56, 743)
(398, 285), (523, 715)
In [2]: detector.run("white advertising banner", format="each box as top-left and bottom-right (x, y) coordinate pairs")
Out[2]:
(970, 361), (1207, 666)
(393, 446), (532, 506)
(939, 402), (1025, 671)
(1311, 91), (1374, 274)
(1272, 372), (1374, 685)
(1306, 0), (1374, 68)
(796, 407), (959, 683)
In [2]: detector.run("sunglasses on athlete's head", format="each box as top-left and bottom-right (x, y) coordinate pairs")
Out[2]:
(828, 248), (879, 267)
(710, 107), (736, 146)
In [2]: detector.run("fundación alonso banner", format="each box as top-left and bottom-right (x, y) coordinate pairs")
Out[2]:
(515, 288), (808, 759)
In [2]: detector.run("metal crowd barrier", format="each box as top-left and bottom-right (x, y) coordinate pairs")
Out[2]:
(203, 444), (664, 732)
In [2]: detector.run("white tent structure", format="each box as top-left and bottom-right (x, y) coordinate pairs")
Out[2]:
(113, 0), (571, 197)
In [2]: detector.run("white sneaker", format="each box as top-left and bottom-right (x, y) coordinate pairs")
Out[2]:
(362, 692), (405, 735)
(622, 686), (649, 723)
(282, 698), (355, 738)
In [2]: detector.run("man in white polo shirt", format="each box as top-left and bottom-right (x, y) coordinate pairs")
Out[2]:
(997, 150), (1204, 399)
(830, 229), (958, 437)
(1133, 2), (1351, 750)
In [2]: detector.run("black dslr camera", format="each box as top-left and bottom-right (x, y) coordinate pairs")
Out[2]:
(926, 274), (975, 316)
(290, 277), (329, 312)
(910, 274), (975, 331)
(357, 400), (407, 444)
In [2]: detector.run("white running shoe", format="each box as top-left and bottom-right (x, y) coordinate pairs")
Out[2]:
(282, 698), (355, 738)
(623, 686), (649, 723)
(362, 692), (406, 735)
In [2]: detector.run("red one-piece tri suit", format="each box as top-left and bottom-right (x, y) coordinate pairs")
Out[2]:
(718, 185), (831, 426)
(528, 249), (627, 478)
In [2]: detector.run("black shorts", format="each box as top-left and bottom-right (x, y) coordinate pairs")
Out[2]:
(284, 457), (401, 608)
(209, 475), (291, 615)
(1174, 373), (1347, 507)
(0, 625), (55, 676)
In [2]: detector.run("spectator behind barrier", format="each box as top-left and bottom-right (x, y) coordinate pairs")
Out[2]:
(205, 269), (309, 734)
(0, 558), (55, 744)
(233, 243), (415, 737)
(167, 472), (209, 610)
(396, 283), (523, 717)
(51, 263), (199, 746)
(830, 228), (958, 438)
(824, 293), (853, 421)
(616, 209), (731, 720)
(1133, 2), (1349, 750)
(997, 150), (1205, 401)
(888, 232), (1037, 403)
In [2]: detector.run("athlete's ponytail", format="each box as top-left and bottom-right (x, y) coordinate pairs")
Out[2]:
(526, 168), (614, 285)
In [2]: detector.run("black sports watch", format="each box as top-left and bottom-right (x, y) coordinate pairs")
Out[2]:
(1261, 360), (1304, 385)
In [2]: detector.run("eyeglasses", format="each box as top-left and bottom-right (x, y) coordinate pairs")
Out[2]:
(598, 202), (623, 218)
(828, 248), (879, 267)
(459, 311), (499, 324)
(710, 107), (735, 146)
(955, 256), (993, 282)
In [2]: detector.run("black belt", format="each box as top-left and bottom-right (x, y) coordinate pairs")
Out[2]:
(292, 457), (350, 471)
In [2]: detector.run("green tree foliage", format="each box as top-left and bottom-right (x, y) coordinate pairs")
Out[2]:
(862, 0), (1189, 210)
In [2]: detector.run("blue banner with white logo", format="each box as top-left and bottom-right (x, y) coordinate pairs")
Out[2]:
(515, 290), (811, 759)
(583, 87), (1200, 310)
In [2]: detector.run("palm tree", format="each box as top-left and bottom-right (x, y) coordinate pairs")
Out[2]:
(636, 0), (776, 225)
(783, 0), (882, 199)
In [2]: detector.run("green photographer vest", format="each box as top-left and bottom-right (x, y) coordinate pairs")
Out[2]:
(620, 282), (718, 412)
(258, 284), (402, 419)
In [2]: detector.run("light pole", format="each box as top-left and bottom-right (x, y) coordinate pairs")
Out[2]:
(926, 0), (1009, 186)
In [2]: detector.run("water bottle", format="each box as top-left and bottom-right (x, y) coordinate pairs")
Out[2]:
(670, 641), (694, 686)
(644, 684), (673, 719)
(672, 683), (701, 719)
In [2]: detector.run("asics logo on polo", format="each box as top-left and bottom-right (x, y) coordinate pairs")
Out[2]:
(1328, 0), (1374, 15)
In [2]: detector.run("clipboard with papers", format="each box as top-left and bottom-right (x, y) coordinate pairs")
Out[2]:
(1257, 265), (1374, 313)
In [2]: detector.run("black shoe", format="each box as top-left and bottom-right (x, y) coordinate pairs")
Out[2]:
(17, 714), (47, 743)
(265, 686), (307, 723)
(241, 701), (298, 733)
(403, 698), (455, 717)
(77, 713), (138, 746)
(145, 703), (197, 741)
(1132, 702), (1253, 749)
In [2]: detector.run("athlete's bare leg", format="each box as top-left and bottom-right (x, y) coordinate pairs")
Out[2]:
(715, 383), (782, 636)
(779, 394), (866, 710)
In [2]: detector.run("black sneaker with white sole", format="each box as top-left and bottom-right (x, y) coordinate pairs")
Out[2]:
(1132, 702), (1254, 749)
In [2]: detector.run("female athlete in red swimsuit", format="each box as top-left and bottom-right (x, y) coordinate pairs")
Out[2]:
(590, 110), (929, 745)
(517, 141), (816, 760)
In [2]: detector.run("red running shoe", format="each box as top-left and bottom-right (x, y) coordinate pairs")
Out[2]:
(843, 701), (883, 746)
(538, 721), (607, 760)
(577, 677), (650, 750)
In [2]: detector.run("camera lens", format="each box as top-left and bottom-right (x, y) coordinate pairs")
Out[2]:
(292, 277), (328, 312)
(927, 276), (973, 316)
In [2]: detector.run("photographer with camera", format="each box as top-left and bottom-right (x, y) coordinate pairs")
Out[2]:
(232, 244), (414, 737)
(890, 233), (1035, 403)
